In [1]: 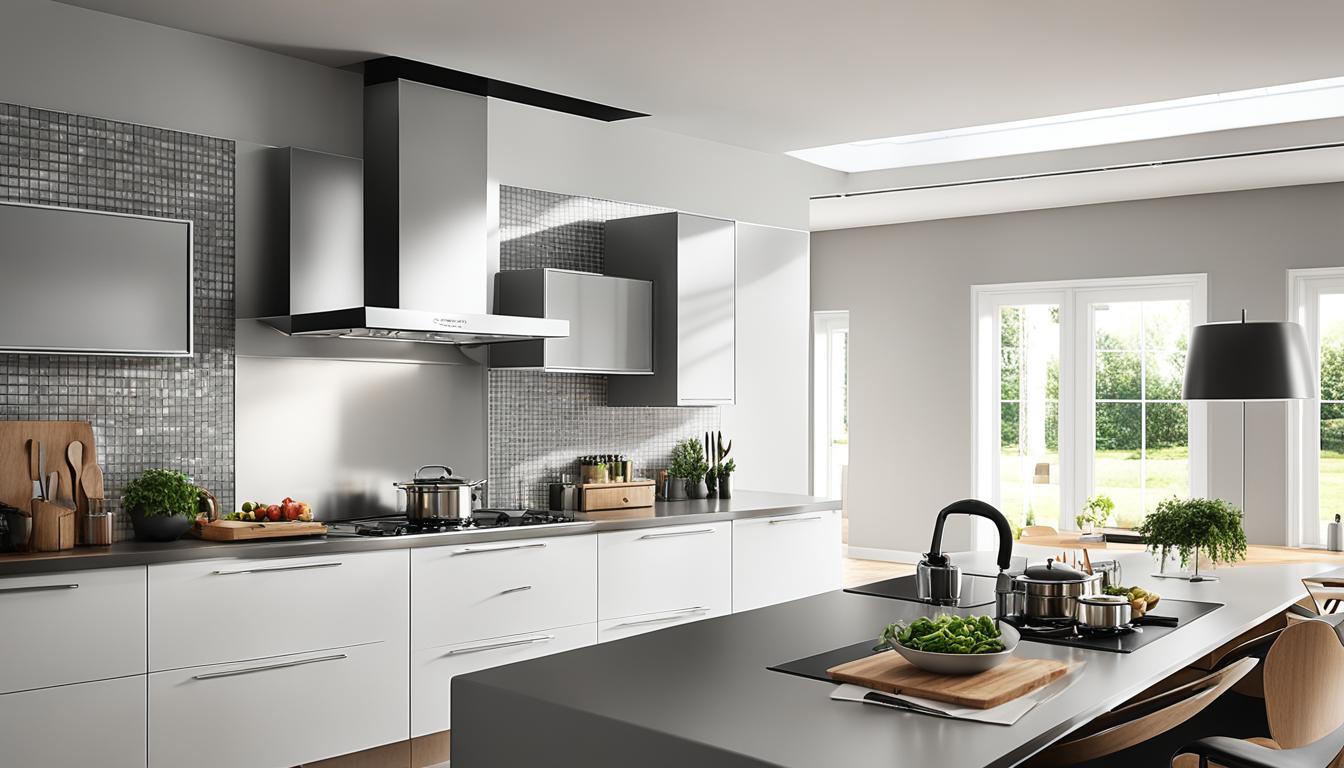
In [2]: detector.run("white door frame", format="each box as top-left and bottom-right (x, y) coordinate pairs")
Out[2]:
(813, 310), (849, 498)
(1287, 267), (1344, 547)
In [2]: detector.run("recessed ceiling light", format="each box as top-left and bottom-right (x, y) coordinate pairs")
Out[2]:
(788, 77), (1344, 173)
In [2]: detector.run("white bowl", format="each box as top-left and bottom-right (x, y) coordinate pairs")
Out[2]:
(891, 623), (1020, 675)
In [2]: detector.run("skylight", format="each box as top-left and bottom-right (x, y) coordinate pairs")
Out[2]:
(788, 77), (1344, 173)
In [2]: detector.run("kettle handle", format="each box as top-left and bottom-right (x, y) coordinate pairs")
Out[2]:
(926, 499), (1013, 573)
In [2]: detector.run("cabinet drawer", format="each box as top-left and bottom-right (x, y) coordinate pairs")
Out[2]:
(412, 534), (595, 649)
(150, 641), (406, 768)
(732, 509), (841, 612)
(597, 523), (731, 620)
(412, 623), (595, 737)
(149, 549), (408, 671)
(0, 566), (146, 694)
(0, 675), (146, 768)
(580, 482), (656, 511)
(597, 605), (729, 643)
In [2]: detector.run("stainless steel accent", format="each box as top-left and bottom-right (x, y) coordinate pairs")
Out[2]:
(0, 583), (79, 595)
(191, 653), (348, 680)
(211, 562), (343, 576)
(452, 542), (548, 555)
(1013, 559), (1103, 622)
(0, 201), (193, 357)
(442, 635), (554, 656)
(260, 79), (569, 346)
(548, 479), (579, 512)
(278, 148), (364, 315)
(638, 528), (716, 540)
(613, 607), (709, 628)
(916, 560), (962, 605)
(768, 515), (824, 524)
(82, 500), (113, 547)
(499, 585), (533, 595)
(394, 465), (486, 521)
(1076, 594), (1133, 630)
(606, 212), (736, 406)
(995, 572), (1023, 619)
(920, 500), (1014, 608)
(493, 269), (654, 373)
(1090, 559), (1124, 590)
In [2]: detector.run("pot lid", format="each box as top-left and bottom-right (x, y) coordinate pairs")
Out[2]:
(1019, 558), (1092, 583)
(395, 465), (479, 487)
(1078, 594), (1130, 605)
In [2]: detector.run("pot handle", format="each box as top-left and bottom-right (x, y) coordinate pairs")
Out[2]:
(926, 499), (1013, 573)
(414, 465), (454, 481)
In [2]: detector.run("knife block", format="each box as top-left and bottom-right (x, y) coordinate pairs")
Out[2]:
(30, 499), (76, 552)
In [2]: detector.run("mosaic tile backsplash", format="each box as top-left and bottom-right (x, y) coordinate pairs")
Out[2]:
(0, 103), (235, 535)
(490, 186), (720, 508)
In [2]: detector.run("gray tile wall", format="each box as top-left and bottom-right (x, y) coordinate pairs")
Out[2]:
(0, 103), (235, 536)
(489, 186), (720, 508)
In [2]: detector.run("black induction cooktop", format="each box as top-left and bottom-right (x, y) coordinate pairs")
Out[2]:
(845, 573), (1001, 609)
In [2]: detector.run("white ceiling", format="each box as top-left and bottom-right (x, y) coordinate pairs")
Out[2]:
(50, 0), (1344, 155)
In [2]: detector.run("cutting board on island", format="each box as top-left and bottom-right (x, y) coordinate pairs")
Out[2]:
(827, 652), (1070, 709)
(196, 519), (328, 541)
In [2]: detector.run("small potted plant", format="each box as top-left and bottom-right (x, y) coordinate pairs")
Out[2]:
(1075, 494), (1115, 534)
(1136, 497), (1247, 582)
(704, 431), (734, 499)
(670, 438), (709, 500)
(122, 468), (203, 542)
(715, 458), (736, 499)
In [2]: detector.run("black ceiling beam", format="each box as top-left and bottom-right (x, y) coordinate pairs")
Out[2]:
(362, 56), (648, 122)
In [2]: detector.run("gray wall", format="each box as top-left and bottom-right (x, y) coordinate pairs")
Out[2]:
(811, 182), (1344, 554)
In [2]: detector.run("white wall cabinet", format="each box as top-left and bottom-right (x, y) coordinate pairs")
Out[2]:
(598, 523), (731, 625)
(732, 509), (842, 612)
(0, 566), (146, 695)
(0, 675), (146, 768)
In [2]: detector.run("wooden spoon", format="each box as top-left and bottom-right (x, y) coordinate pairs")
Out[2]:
(67, 441), (84, 509)
(83, 463), (105, 501)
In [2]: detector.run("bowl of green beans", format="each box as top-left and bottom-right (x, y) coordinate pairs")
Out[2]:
(874, 615), (1019, 675)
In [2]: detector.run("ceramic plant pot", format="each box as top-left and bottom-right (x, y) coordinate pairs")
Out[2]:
(688, 480), (708, 499)
(128, 509), (192, 542)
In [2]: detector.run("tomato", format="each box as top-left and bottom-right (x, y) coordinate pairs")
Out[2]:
(283, 502), (302, 521)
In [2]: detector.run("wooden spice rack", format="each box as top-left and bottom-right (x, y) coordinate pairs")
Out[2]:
(578, 480), (656, 512)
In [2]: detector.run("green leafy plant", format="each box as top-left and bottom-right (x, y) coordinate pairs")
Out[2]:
(1076, 494), (1115, 529)
(703, 431), (735, 479)
(670, 438), (709, 482)
(1136, 497), (1247, 568)
(123, 469), (201, 519)
(715, 458), (736, 478)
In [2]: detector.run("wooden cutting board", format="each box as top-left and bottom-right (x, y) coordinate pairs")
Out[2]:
(197, 520), (328, 541)
(827, 652), (1070, 709)
(0, 421), (97, 515)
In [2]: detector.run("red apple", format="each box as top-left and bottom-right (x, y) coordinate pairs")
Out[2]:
(266, 504), (282, 522)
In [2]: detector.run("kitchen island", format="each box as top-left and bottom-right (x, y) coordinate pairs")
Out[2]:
(451, 550), (1333, 768)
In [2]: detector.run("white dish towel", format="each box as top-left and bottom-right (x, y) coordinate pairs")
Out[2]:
(830, 663), (1083, 726)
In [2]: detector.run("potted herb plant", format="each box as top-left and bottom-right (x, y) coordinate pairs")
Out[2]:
(1075, 494), (1115, 534)
(122, 468), (203, 542)
(715, 458), (736, 499)
(704, 431), (734, 499)
(1136, 497), (1247, 582)
(670, 438), (709, 500)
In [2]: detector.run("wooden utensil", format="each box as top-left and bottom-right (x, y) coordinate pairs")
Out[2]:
(0, 421), (97, 516)
(47, 472), (59, 503)
(67, 441), (84, 509)
(828, 652), (1070, 709)
(29, 499), (76, 551)
(82, 463), (105, 501)
(38, 441), (48, 500)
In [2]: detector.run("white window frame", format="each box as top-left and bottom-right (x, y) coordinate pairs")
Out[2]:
(813, 310), (849, 498)
(1287, 267), (1344, 547)
(973, 274), (1208, 545)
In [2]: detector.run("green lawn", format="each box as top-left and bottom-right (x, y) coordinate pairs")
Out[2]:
(1000, 447), (1189, 529)
(1321, 452), (1344, 526)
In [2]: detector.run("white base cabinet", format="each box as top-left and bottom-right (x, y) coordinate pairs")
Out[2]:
(412, 623), (595, 737)
(150, 641), (406, 768)
(732, 509), (842, 612)
(598, 522), (731, 622)
(0, 675), (146, 768)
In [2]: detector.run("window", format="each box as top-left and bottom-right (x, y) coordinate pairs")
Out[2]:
(975, 276), (1207, 537)
(1288, 268), (1344, 547)
(814, 311), (849, 498)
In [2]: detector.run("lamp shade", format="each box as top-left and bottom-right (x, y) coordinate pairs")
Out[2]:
(1182, 320), (1315, 401)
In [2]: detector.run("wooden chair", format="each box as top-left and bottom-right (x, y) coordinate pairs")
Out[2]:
(1025, 657), (1257, 767)
(1303, 579), (1344, 615)
(1021, 525), (1059, 538)
(1173, 617), (1344, 768)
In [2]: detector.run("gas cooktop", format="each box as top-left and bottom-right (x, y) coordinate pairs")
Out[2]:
(329, 509), (578, 537)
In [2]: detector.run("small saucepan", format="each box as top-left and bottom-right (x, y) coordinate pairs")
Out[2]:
(1075, 594), (1133, 631)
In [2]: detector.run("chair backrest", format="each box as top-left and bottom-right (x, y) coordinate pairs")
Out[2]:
(1265, 617), (1344, 750)
(1021, 525), (1059, 538)
(1029, 657), (1256, 767)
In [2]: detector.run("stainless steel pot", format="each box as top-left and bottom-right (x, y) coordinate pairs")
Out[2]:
(1076, 594), (1132, 630)
(394, 465), (485, 521)
(1015, 558), (1102, 622)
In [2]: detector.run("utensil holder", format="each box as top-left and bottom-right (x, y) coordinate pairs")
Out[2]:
(82, 499), (113, 547)
(30, 499), (76, 552)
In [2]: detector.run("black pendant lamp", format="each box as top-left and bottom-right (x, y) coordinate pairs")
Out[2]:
(1183, 311), (1315, 401)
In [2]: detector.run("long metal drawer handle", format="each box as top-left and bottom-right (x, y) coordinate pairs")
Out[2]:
(442, 635), (554, 656)
(638, 528), (715, 540)
(0, 583), (79, 595)
(452, 542), (548, 556)
(212, 561), (343, 576)
(499, 585), (533, 595)
(192, 653), (347, 681)
(768, 515), (824, 525)
(613, 607), (709, 628)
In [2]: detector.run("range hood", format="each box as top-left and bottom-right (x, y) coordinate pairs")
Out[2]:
(261, 72), (568, 345)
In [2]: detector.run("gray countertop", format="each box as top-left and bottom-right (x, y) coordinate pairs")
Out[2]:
(450, 550), (1337, 768)
(0, 490), (838, 576)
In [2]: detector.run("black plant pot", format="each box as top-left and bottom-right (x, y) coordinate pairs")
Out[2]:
(718, 475), (732, 499)
(128, 509), (193, 542)
(705, 473), (718, 498)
